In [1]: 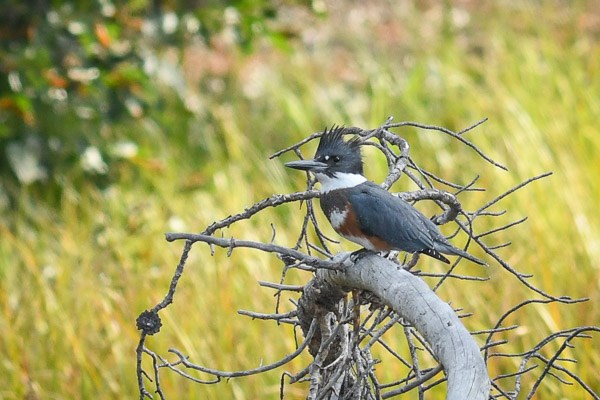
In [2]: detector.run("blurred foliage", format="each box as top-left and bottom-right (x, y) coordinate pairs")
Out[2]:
(0, 0), (312, 207)
(1, 0), (599, 399)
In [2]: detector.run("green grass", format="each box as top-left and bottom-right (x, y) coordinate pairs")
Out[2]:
(1, 2), (599, 398)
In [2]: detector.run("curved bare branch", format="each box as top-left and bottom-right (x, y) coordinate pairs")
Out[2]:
(321, 253), (491, 400)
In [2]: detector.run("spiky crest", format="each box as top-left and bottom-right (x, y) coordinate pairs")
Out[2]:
(315, 126), (362, 169)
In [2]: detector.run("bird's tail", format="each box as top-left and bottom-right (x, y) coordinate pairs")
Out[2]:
(439, 244), (487, 266)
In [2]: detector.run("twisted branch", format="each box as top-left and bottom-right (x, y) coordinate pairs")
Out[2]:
(135, 117), (598, 400)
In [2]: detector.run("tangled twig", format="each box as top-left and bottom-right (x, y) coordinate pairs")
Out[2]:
(135, 118), (597, 399)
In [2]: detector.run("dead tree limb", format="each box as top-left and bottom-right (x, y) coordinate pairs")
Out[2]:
(297, 252), (490, 400)
(135, 118), (599, 400)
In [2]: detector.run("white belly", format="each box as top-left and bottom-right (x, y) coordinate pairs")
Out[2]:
(328, 208), (348, 230)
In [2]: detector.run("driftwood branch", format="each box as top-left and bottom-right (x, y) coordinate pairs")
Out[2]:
(135, 118), (599, 399)
(296, 252), (490, 400)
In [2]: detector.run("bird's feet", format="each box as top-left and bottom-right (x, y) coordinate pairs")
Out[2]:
(350, 248), (374, 262)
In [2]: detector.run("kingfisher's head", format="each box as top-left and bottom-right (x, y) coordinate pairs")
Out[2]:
(285, 126), (366, 192)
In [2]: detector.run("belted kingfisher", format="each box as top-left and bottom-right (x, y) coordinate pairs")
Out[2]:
(285, 126), (485, 266)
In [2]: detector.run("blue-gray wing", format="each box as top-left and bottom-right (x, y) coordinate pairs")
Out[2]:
(348, 182), (439, 253)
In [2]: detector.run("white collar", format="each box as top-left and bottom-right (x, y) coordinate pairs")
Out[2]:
(314, 172), (367, 192)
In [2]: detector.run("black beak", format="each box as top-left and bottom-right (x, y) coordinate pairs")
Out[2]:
(285, 159), (328, 172)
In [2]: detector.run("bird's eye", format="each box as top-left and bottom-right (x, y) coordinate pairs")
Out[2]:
(333, 156), (341, 162)
(324, 155), (330, 161)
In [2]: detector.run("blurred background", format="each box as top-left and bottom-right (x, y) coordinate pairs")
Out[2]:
(1, 0), (598, 398)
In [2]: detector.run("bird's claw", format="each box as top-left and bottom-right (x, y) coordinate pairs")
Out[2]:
(350, 248), (374, 262)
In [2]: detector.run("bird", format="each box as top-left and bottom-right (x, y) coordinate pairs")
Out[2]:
(285, 126), (486, 266)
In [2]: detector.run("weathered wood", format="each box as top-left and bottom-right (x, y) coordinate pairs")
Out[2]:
(316, 252), (490, 400)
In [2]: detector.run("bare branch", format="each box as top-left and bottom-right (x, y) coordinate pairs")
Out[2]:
(395, 189), (463, 225)
(382, 119), (507, 170)
(137, 118), (598, 400)
(381, 366), (444, 399)
(205, 190), (320, 235)
(474, 172), (553, 216)
(161, 318), (317, 381)
(321, 253), (491, 399)
(165, 232), (341, 270)
(258, 280), (304, 292)
(237, 309), (298, 321)
(526, 327), (600, 400)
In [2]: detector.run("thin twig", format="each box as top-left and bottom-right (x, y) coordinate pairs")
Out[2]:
(137, 118), (599, 400)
